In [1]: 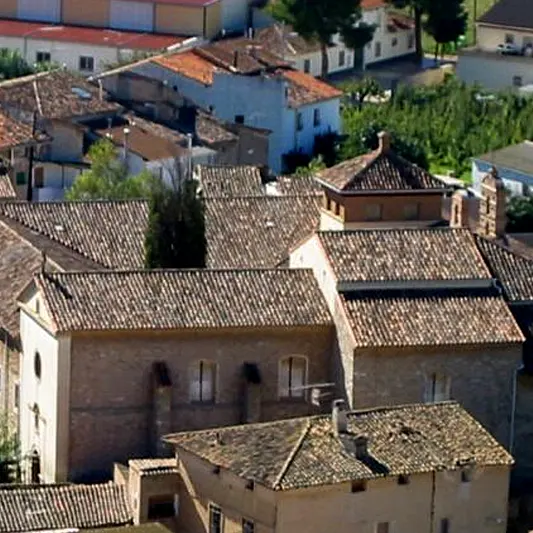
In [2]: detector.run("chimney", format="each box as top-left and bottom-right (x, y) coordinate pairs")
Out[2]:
(377, 131), (390, 153)
(354, 435), (368, 460)
(233, 50), (239, 68)
(449, 189), (471, 229)
(332, 399), (348, 435)
(477, 166), (507, 239)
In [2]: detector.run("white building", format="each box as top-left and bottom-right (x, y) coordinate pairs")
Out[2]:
(130, 40), (342, 173)
(254, 0), (415, 77)
(0, 19), (184, 75)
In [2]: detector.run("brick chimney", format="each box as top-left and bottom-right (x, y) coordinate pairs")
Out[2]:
(478, 167), (507, 239)
(354, 435), (369, 460)
(378, 131), (391, 153)
(449, 189), (471, 229)
(332, 399), (348, 435)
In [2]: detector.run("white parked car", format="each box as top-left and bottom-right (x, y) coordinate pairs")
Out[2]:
(497, 43), (522, 55)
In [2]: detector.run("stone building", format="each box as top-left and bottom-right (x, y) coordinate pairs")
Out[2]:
(17, 269), (333, 482)
(121, 402), (513, 533)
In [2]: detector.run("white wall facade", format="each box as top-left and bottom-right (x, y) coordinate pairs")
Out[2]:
(19, 294), (71, 483)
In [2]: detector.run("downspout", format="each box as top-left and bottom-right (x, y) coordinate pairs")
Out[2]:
(510, 364), (523, 454)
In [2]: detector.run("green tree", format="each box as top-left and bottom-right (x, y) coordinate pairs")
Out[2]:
(0, 48), (33, 80)
(66, 139), (155, 201)
(145, 178), (207, 269)
(341, 76), (384, 111)
(269, 0), (371, 78)
(0, 414), (20, 483)
(507, 196), (533, 233)
(424, 0), (467, 62)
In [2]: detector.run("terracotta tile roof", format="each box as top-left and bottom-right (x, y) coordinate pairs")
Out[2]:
(361, 0), (386, 8)
(342, 289), (524, 348)
(318, 229), (492, 284)
(0, 111), (35, 150)
(0, 482), (132, 532)
(0, 200), (148, 269)
(255, 25), (322, 57)
(154, 51), (217, 85)
(0, 19), (184, 51)
(274, 175), (321, 196)
(196, 110), (238, 144)
(0, 70), (120, 120)
(0, 176), (16, 199)
(86, 525), (172, 533)
(129, 458), (179, 476)
(197, 164), (264, 197)
(475, 235), (533, 302)
(205, 195), (320, 267)
(316, 147), (445, 192)
(34, 269), (332, 333)
(165, 402), (513, 490)
(281, 69), (343, 107)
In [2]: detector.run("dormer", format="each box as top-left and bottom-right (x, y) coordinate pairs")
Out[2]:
(315, 131), (448, 230)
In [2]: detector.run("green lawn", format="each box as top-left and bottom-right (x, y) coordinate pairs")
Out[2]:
(421, 0), (498, 54)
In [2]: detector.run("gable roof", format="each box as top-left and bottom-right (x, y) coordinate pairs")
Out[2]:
(317, 228), (492, 285)
(0, 200), (148, 269)
(341, 289), (524, 348)
(32, 269), (331, 333)
(205, 195), (320, 267)
(197, 164), (264, 197)
(316, 146), (445, 193)
(165, 402), (512, 490)
(0, 176), (16, 199)
(0, 110), (36, 149)
(475, 235), (533, 302)
(0, 482), (131, 533)
(477, 0), (533, 31)
(0, 70), (120, 120)
(475, 141), (533, 177)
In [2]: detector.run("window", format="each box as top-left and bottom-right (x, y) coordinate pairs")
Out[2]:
(403, 202), (420, 220)
(392, 37), (398, 47)
(279, 356), (307, 398)
(148, 495), (178, 519)
(235, 115), (245, 124)
(505, 33), (515, 44)
(351, 480), (367, 493)
(209, 504), (223, 533)
(79, 56), (95, 72)
(34, 352), (42, 380)
(461, 468), (473, 483)
(14, 383), (19, 410)
(303, 59), (311, 73)
(364, 203), (382, 221)
(190, 361), (216, 403)
(338, 49), (346, 67)
(426, 373), (450, 402)
(33, 167), (44, 189)
(398, 474), (410, 485)
(376, 522), (389, 533)
(440, 518), (450, 533)
(242, 519), (254, 533)
(313, 108), (321, 127)
(513, 75), (523, 87)
(36, 51), (51, 64)
(375, 41), (382, 58)
(15, 172), (27, 186)
(408, 33), (415, 49)
(296, 112), (303, 131)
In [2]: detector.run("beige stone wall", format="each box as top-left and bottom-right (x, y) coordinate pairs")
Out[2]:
(61, 0), (109, 27)
(0, 339), (20, 430)
(155, 4), (204, 36)
(351, 343), (522, 446)
(68, 326), (333, 480)
(172, 449), (509, 533)
(0, 0), (17, 18)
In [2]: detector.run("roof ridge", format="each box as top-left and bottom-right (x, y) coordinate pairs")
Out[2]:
(318, 226), (465, 235)
(40, 267), (312, 276)
(273, 419), (312, 490)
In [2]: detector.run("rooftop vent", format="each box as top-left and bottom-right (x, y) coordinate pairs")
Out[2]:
(332, 399), (348, 435)
(71, 87), (91, 100)
(354, 435), (368, 460)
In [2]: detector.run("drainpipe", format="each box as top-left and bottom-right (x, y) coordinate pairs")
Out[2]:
(510, 364), (523, 454)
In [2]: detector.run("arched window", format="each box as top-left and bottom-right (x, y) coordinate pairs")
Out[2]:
(34, 352), (42, 380)
(279, 356), (307, 398)
(189, 361), (216, 403)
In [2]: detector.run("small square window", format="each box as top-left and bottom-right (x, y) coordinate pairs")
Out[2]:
(36, 51), (51, 64)
(79, 56), (95, 72)
(398, 474), (410, 485)
(392, 37), (398, 47)
(303, 59), (311, 73)
(365, 203), (382, 221)
(513, 75), (523, 87)
(296, 112), (303, 131)
(376, 522), (389, 533)
(351, 480), (367, 493)
(16, 172), (27, 186)
(313, 108), (321, 127)
(403, 202), (420, 220)
(235, 115), (245, 124)
(242, 519), (254, 533)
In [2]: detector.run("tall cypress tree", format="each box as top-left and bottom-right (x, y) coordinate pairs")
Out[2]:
(144, 179), (207, 269)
